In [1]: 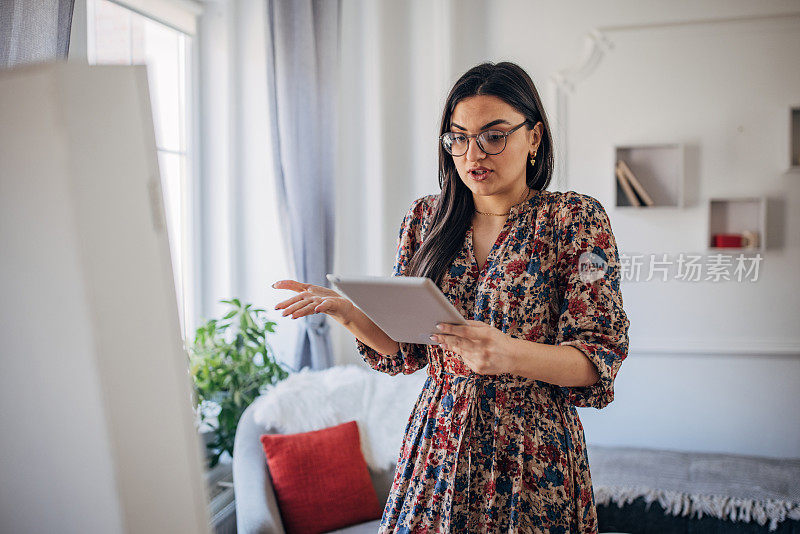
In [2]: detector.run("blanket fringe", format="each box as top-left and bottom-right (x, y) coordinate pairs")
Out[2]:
(594, 485), (800, 532)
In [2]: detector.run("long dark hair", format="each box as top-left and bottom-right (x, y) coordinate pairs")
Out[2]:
(407, 61), (555, 287)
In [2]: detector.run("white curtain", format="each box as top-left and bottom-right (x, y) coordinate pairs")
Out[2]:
(331, 0), (462, 365)
(197, 0), (298, 368)
(197, 0), (469, 370)
(265, 0), (338, 371)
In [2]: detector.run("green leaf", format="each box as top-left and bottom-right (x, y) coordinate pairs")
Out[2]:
(189, 296), (293, 460)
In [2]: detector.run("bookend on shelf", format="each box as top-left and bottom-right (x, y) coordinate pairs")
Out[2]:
(616, 160), (653, 207)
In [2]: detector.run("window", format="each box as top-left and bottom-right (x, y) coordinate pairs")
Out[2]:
(86, 0), (196, 340)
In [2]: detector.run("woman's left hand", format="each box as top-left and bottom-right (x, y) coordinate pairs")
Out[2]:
(431, 320), (515, 375)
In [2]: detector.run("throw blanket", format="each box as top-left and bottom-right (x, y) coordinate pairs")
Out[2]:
(252, 364), (428, 471)
(587, 444), (800, 531)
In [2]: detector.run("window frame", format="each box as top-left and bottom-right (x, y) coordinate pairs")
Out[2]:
(71, 0), (203, 342)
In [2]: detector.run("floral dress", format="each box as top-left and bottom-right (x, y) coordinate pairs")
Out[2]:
(355, 189), (630, 533)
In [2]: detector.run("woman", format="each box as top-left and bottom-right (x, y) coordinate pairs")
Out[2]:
(273, 61), (630, 533)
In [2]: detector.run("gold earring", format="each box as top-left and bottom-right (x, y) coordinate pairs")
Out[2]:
(530, 152), (537, 166)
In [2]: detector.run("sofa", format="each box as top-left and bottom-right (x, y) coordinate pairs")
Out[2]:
(232, 398), (392, 533)
(233, 365), (800, 534)
(232, 364), (423, 534)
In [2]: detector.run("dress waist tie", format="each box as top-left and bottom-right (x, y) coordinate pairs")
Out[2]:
(429, 366), (537, 531)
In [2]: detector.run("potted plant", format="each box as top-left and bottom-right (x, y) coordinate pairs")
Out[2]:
(188, 298), (294, 468)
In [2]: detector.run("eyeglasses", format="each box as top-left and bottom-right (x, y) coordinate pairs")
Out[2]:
(440, 120), (528, 157)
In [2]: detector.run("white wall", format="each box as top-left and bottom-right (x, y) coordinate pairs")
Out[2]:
(334, 0), (800, 459)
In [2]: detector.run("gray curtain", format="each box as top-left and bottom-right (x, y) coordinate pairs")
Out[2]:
(1, 0), (74, 69)
(265, 0), (338, 371)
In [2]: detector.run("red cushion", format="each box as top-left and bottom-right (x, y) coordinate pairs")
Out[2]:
(259, 420), (383, 534)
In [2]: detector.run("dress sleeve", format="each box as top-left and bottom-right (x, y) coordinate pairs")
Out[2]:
(553, 191), (630, 409)
(354, 197), (430, 376)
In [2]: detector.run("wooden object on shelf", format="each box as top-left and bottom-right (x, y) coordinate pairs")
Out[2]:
(617, 160), (655, 206)
(707, 197), (766, 252)
(615, 162), (641, 206)
(743, 230), (760, 249)
(614, 144), (685, 208)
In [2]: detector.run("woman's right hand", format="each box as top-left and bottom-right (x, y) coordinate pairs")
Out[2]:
(272, 279), (356, 325)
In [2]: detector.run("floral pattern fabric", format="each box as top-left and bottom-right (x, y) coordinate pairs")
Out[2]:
(355, 189), (630, 533)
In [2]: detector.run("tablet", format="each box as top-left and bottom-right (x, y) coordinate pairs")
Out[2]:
(326, 274), (467, 345)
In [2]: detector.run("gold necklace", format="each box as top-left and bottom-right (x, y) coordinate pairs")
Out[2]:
(474, 187), (533, 216)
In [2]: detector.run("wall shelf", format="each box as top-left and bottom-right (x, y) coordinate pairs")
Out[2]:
(614, 143), (685, 208)
(789, 106), (800, 173)
(707, 197), (766, 252)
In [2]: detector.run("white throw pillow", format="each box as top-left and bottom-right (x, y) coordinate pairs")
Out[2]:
(252, 364), (429, 471)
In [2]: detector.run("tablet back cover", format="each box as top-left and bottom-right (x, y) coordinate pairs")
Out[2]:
(332, 277), (466, 345)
